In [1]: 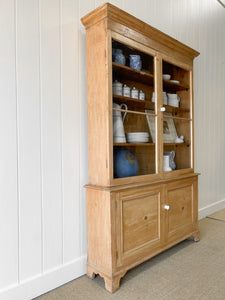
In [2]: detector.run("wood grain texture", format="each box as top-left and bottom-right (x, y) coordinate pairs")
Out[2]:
(117, 185), (164, 265)
(85, 19), (111, 186)
(82, 3), (200, 293)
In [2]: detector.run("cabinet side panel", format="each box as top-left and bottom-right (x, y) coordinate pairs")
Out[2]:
(85, 20), (111, 186)
(86, 188), (113, 273)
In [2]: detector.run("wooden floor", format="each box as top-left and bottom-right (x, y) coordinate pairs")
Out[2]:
(35, 209), (225, 300)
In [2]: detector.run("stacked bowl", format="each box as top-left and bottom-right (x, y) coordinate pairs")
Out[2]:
(126, 132), (149, 143)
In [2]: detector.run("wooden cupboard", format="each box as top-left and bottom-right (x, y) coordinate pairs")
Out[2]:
(81, 3), (200, 293)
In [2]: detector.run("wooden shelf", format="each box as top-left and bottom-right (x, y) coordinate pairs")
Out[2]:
(164, 143), (190, 147)
(113, 62), (189, 91)
(113, 95), (154, 111)
(114, 143), (190, 147)
(113, 95), (189, 115)
(112, 62), (154, 85)
(163, 79), (189, 92)
(164, 104), (189, 114)
(114, 143), (154, 146)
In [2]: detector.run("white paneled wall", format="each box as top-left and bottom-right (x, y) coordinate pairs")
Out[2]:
(0, 0), (225, 299)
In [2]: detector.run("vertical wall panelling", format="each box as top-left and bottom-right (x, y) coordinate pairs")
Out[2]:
(39, 0), (63, 271)
(78, 0), (94, 256)
(16, 0), (42, 281)
(61, 0), (81, 262)
(0, 0), (19, 289)
(0, 0), (225, 298)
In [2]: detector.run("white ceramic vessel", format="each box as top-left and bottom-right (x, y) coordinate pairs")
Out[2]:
(163, 155), (172, 172)
(163, 74), (171, 80)
(113, 103), (128, 143)
(139, 90), (145, 100)
(131, 87), (139, 99)
(113, 80), (123, 96)
(122, 84), (131, 97)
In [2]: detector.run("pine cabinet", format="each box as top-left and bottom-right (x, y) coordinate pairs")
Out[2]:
(82, 3), (200, 293)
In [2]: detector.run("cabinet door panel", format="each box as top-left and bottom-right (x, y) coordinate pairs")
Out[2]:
(116, 186), (163, 265)
(166, 178), (196, 243)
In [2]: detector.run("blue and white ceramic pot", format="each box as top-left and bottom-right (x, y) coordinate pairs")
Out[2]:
(129, 54), (141, 70)
(114, 49), (126, 65)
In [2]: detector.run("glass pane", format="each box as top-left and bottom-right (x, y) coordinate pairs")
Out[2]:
(112, 39), (156, 178)
(162, 60), (192, 172)
(163, 117), (192, 171)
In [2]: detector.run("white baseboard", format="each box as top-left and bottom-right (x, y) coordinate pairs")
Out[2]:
(0, 256), (87, 300)
(198, 198), (225, 220)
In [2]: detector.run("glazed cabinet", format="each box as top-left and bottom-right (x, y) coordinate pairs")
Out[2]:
(82, 3), (200, 293)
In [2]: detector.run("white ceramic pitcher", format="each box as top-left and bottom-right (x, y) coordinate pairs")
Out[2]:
(113, 103), (128, 143)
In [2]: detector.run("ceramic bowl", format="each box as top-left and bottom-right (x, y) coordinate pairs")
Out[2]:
(163, 74), (171, 80)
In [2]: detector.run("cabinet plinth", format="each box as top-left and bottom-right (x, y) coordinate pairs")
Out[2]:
(82, 3), (200, 293)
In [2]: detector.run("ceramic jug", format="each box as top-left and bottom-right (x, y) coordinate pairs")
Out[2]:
(163, 155), (172, 172)
(164, 151), (176, 170)
(113, 103), (128, 143)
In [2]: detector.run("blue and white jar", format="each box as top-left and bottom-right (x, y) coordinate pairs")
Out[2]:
(114, 49), (126, 65)
(129, 54), (141, 71)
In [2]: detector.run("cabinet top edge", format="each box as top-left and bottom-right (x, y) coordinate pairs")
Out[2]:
(81, 2), (200, 60)
(85, 173), (200, 192)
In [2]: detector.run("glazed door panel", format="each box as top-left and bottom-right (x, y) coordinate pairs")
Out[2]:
(116, 185), (164, 266)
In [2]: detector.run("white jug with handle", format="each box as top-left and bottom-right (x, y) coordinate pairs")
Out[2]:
(113, 103), (128, 143)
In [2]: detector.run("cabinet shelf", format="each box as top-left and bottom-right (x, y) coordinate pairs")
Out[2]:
(114, 143), (155, 146)
(163, 79), (189, 92)
(113, 95), (189, 115)
(164, 143), (190, 147)
(113, 62), (189, 91)
(113, 62), (154, 85)
(114, 142), (190, 147)
(113, 95), (154, 111)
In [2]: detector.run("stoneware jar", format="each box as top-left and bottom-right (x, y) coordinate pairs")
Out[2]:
(139, 90), (145, 100)
(122, 84), (131, 97)
(113, 80), (122, 96)
(114, 49), (125, 65)
(129, 54), (141, 70)
(131, 87), (139, 99)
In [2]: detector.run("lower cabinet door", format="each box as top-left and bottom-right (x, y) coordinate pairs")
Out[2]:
(165, 178), (197, 243)
(116, 185), (164, 266)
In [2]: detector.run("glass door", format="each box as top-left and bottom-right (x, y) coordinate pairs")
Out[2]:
(111, 39), (157, 179)
(162, 60), (192, 174)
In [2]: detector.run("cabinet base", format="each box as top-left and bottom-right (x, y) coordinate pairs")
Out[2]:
(87, 264), (127, 293)
(87, 231), (200, 293)
(188, 230), (200, 242)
